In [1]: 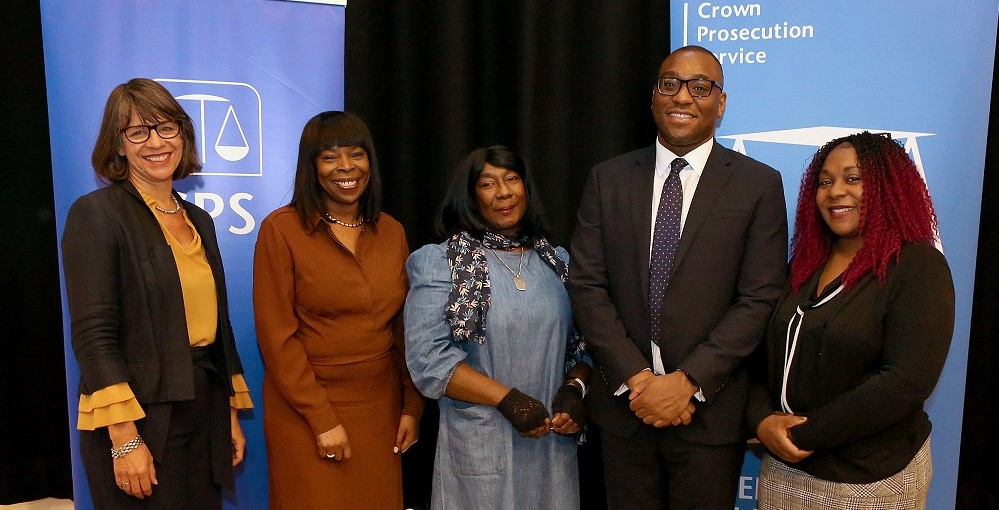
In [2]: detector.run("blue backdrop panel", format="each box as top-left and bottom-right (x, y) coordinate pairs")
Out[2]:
(40, 1), (345, 508)
(668, 2), (998, 508)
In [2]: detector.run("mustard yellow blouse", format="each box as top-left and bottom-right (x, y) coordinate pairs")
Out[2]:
(77, 192), (252, 431)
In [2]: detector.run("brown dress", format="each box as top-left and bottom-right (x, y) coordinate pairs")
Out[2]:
(253, 207), (423, 510)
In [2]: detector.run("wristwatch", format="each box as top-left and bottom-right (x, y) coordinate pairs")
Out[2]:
(676, 368), (699, 389)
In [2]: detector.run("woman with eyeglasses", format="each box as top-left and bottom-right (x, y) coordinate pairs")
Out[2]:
(746, 131), (955, 509)
(62, 78), (253, 509)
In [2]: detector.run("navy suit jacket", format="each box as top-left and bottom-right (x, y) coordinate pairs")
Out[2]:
(568, 141), (788, 444)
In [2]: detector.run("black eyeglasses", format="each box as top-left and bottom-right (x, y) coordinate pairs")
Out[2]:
(655, 77), (723, 98)
(120, 120), (181, 144)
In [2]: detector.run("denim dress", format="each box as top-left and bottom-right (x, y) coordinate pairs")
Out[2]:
(405, 242), (581, 510)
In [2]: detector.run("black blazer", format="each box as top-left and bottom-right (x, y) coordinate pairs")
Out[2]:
(62, 181), (244, 403)
(569, 142), (788, 444)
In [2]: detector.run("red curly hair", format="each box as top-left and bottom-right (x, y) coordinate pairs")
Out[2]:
(790, 131), (939, 291)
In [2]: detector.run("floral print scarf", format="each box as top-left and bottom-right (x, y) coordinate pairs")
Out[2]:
(445, 230), (587, 372)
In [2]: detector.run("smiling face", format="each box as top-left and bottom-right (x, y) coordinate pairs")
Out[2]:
(651, 49), (727, 156)
(117, 112), (183, 188)
(316, 145), (370, 218)
(816, 143), (864, 242)
(474, 163), (527, 236)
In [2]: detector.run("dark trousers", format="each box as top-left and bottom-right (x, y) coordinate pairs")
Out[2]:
(80, 361), (224, 510)
(600, 425), (744, 510)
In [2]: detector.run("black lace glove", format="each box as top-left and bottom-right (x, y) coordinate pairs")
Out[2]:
(496, 388), (550, 434)
(551, 382), (587, 427)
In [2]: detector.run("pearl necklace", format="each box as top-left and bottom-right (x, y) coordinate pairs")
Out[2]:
(154, 195), (182, 214)
(321, 212), (365, 228)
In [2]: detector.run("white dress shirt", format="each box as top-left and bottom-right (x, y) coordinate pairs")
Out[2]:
(615, 137), (713, 400)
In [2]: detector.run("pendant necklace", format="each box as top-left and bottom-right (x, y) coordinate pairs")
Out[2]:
(321, 212), (365, 228)
(154, 194), (182, 214)
(492, 248), (527, 291)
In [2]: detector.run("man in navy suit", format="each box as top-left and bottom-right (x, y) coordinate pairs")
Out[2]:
(569, 45), (788, 510)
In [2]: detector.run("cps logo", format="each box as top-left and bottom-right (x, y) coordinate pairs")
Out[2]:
(719, 126), (933, 182)
(155, 78), (264, 235)
(718, 125), (941, 250)
(155, 78), (263, 177)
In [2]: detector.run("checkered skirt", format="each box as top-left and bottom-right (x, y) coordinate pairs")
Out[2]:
(757, 438), (931, 510)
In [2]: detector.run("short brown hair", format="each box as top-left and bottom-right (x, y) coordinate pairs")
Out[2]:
(91, 78), (201, 182)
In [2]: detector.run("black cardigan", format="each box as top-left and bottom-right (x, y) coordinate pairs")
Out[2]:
(747, 243), (955, 483)
(62, 180), (244, 403)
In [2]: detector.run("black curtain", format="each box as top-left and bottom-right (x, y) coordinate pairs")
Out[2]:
(957, 44), (999, 510)
(344, 1), (669, 249)
(2, 1), (997, 508)
(0, 0), (72, 504)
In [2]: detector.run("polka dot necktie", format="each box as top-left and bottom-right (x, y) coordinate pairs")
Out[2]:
(649, 157), (686, 345)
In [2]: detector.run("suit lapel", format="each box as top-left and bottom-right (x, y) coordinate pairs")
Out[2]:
(674, 142), (734, 269)
(630, 146), (656, 303)
(119, 179), (145, 203)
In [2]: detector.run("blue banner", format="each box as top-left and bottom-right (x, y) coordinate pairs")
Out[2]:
(40, 1), (345, 507)
(670, 1), (998, 508)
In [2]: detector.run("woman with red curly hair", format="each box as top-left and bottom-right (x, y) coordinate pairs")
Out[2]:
(746, 131), (955, 509)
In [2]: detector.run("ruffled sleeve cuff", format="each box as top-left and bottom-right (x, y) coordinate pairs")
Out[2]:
(229, 374), (254, 409)
(77, 382), (146, 431)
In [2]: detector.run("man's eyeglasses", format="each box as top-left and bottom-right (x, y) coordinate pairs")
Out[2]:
(655, 77), (723, 98)
(120, 120), (181, 144)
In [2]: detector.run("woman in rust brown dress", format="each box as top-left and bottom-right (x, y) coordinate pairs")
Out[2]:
(253, 111), (423, 509)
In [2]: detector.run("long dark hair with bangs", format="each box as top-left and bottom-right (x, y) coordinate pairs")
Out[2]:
(290, 111), (383, 229)
(436, 145), (549, 241)
(790, 131), (939, 291)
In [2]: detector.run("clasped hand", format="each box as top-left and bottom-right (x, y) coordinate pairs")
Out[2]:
(551, 382), (586, 435)
(628, 371), (696, 427)
(497, 386), (586, 438)
(756, 412), (812, 463)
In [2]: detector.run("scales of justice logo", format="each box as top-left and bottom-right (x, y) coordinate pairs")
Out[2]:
(155, 78), (264, 177)
(719, 126), (933, 178)
(719, 126), (942, 250)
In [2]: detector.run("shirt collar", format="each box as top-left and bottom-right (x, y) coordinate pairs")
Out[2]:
(655, 137), (714, 178)
(306, 211), (326, 234)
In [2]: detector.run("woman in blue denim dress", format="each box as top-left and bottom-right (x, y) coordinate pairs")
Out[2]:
(405, 146), (591, 510)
